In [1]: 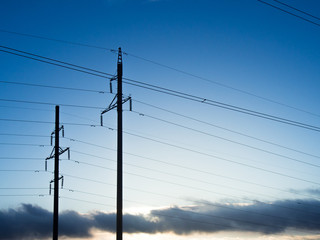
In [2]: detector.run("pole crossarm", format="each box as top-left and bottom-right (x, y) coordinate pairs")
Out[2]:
(100, 95), (132, 126)
(51, 125), (64, 146)
(45, 147), (70, 171)
(49, 175), (64, 195)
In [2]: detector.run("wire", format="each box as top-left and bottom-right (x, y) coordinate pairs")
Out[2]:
(59, 196), (114, 207)
(132, 111), (320, 168)
(123, 131), (320, 186)
(257, 0), (320, 27)
(0, 45), (114, 77)
(64, 157), (283, 202)
(0, 157), (43, 160)
(0, 80), (108, 94)
(2, 121), (319, 189)
(1, 30), (319, 119)
(0, 48), (111, 79)
(0, 29), (114, 51)
(69, 139), (320, 201)
(2, 45), (320, 132)
(125, 53), (320, 119)
(272, 0), (320, 21)
(0, 187), (47, 190)
(134, 99), (320, 160)
(1, 76), (318, 160)
(0, 98), (104, 109)
(0, 133), (48, 138)
(0, 143), (50, 147)
(61, 166), (320, 219)
(0, 194), (48, 197)
(122, 79), (320, 132)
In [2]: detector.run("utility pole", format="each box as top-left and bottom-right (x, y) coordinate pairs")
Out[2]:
(101, 48), (132, 240)
(116, 47), (123, 240)
(53, 105), (60, 240)
(45, 105), (70, 240)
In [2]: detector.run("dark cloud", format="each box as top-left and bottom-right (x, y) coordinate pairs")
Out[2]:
(1, 199), (320, 239)
(305, 188), (320, 197)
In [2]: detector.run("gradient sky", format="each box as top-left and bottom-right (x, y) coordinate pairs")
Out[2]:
(1, 0), (320, 239)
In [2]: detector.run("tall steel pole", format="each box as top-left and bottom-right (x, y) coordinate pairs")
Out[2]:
(116, 48), (123, 240)
(53, 105), (59, 240)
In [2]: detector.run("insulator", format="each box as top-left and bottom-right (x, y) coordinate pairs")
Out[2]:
(129, 97), (132, 111)
(100, 114), (103, 126)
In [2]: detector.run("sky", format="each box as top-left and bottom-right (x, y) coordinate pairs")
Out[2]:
(0, 0), (320, 239)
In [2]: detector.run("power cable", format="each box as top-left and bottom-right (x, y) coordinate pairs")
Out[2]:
(134, 99), (320, 160)
(1, 119), (319, 188)
(257, 0), (320, 27)
(1, 76), (318, 160)
(0, 48), (111, 79)
(65, 157), (282, 202)
(123, 131), (320, 186)
(0, 80), (108, 94)
(1, 30), (319, 118)
(131, 111), (320, 168)
(272, 0), (320, 21)
(122, 79), (320, 132)
(0, 29), (114, 51)
(70, 148), (318, 200)
(0, 98), (104, 109)
(0, 45), (114, 77)
(61, 167), (320, 219)
(59, 196), (114, 207)
(1, 45), (320, 132)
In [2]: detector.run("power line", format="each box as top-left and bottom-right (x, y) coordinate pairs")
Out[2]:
(0, 194), (48, 197)
(69, 148), (318, 200)
(1, 30), (319, 119)
(1, 45), (319, 132)
(122, 79), (320, 132)
(123, 131), (320, 186)
(0, 143), (50, 147)
(64, 156), (282, 202)
(0, 187), (48, 190)
(59, 196), (114, 208)
(0, 98), (104, 109)
(54, 149), (320, 221)
(61, 166), (320, 220)
(272, 0), (320, 21)
(0, 48), (112, 79)
(0, 157), (43, 160)
(131, 111), (320, 168)
(0, 80), (108, 94)
(1, 76), (318, 160)
(3, 76), (318, 161)
(68, 138), (320, 201)
(257, 0), (320, 27)
(1, 119), (319, 188)
(133, 99), (320, 160)
(0, 133), (48, 138)
(124, 52), (320, 119)
(0, 29), (114, 51)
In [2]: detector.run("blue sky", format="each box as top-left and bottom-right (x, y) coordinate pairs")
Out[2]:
(1, 0), (320, 239)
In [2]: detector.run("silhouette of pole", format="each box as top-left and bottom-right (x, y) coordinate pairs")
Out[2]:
(53, 105), (59, 240)
(116, 48), (123, 240)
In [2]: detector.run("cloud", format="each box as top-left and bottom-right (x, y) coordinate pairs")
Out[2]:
(1, 199), (320, 239)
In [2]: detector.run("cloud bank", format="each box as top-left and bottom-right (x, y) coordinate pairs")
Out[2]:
(1, 199), (320, 239)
